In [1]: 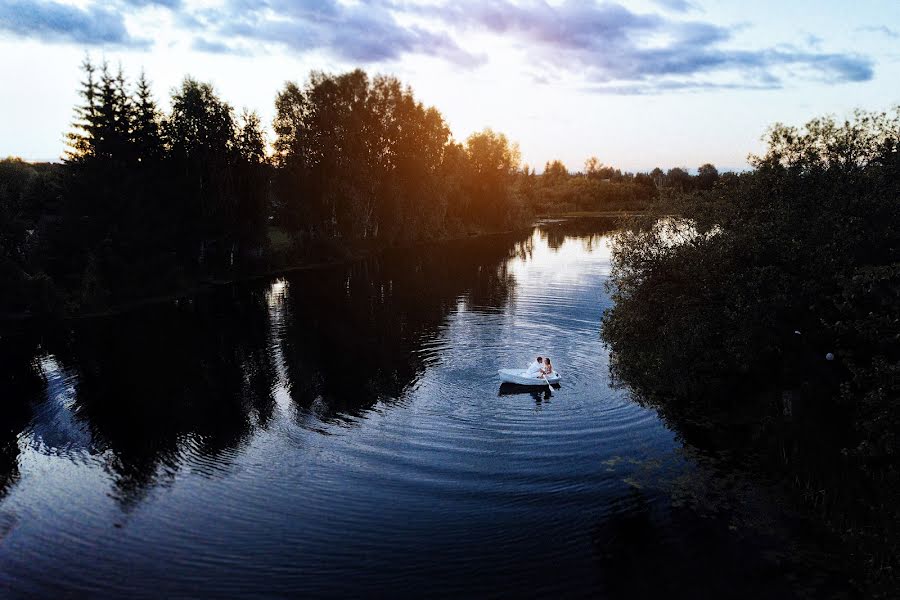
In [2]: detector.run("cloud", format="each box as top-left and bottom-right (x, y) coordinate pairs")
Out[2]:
(415, 0), (873, 92)
(653, 0), (698, 12)
(0, 0), (875, 94)
(118, 0), (183, 8)
(0, 0), (149, 47)
(191, 37), (250, 56)
(857, 25), (899, 39)
(583, 79), (781, 95)
(187, 0), (486, 68)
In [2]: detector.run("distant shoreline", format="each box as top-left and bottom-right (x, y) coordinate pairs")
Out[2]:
(1, 213), (635, 331)
(537, 210), (647, 218)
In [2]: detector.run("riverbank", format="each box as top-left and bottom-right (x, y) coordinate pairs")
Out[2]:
(0, 216), (856, 599)
(0, 221), (551, 331)
(537, 209), (649, 219)
(599, 110), (900, 596)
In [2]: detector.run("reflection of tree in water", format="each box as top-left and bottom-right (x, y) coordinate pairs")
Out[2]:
(536, 216), (621, 250)
(0, 336), (44, 500)
(1, 228), (530, 507)
(591, 488), (774, 599)
(510, 233), (536, 263)
(41, 289), (279, 508)
(591, 450), (855, 600)
(278, 231), (528, 423)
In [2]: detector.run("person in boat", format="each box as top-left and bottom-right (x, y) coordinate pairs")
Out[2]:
(526, 356), (544, 377)
(540, 357), (553, 378)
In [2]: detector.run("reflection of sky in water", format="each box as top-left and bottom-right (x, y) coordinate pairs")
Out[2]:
(30, 356), (93, 453)
(0, 223), (836, 598)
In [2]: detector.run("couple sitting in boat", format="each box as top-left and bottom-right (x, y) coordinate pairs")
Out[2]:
(526, 356), (554, 379)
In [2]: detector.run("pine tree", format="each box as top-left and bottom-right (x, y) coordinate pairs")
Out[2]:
(113, 64), (135, 163)
(65, 56), (100, 162)
(92, 62), (135, 165)
(132, 70), (163, 163)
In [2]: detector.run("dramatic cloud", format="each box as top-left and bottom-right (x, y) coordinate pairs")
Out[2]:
(417, 0), (873, 92)
(0, 0), (149, 47)
(186, 0), (486, 67)
(0, 0), (876, 93)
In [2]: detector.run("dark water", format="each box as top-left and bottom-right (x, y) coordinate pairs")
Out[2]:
(0, 220), (851, 598)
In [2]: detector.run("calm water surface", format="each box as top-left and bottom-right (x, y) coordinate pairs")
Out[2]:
(0, 220), (848, 598)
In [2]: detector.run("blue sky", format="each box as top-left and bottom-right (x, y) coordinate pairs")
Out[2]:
(1, 0), (898, 171)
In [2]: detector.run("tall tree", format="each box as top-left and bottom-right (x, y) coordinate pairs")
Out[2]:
(65, 57), (100, 163)
(665, 167), (692, 192)
(697, 163), (719, 190)
(543, 159), (568, 186)
(464, 128), (520, 227)
(132, 70), (164, 163)
(234, 109), (270, 251)
(165, 77), (238, 264)
(90, 62), (135, 166)
(274, 70), (455, 241)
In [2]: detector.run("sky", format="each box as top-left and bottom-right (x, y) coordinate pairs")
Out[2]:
(1, 0), (898, 172)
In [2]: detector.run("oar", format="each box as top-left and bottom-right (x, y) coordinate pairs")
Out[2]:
(543, 373), (553, 394)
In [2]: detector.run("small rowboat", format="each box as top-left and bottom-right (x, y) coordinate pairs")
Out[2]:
(498, 369), (561, 386)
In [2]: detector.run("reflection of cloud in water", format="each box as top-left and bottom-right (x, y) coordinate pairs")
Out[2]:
(28, 356), (94, 454)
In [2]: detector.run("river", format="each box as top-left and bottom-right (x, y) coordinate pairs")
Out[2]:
(0, 218), (851, 598)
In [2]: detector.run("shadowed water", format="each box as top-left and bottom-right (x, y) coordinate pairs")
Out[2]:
(0, 219), (851, 598)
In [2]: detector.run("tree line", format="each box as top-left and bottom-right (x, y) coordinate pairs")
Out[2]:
(0, 60), (530, 317)
(517, 157), (728, 214)
(0, 59), (728, 319)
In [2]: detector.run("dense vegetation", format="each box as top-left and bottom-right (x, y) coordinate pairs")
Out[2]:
(0, 59), (733, 320)
(517, 158), (727, 215)
(601, 108), (900, 592)
(0, 61), (529, 318)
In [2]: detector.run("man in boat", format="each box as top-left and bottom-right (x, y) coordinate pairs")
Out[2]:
(526, 356), (544, 377)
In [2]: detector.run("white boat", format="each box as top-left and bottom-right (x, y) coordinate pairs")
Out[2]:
(498, 368), (561, 386)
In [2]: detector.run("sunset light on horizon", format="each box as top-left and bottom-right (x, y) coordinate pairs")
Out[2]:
(1, 0), (898, 172)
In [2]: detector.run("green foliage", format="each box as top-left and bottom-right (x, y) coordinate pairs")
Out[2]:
(696, 163), (719, 190)
(3, 63), (526, 317)
(0, 158), (63, 315)
(543, 159), (568, 187)
(274, 71), (522, 243)
(517, 157), (733, 215)
(463, 128), (521, 228)
(526, 161), (660, 214)
(601, 107), (900, 588)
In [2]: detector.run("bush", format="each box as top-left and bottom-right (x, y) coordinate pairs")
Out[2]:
(601, 107), (900, 591)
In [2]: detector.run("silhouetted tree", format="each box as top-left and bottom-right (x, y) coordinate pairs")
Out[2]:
(132, 70), (164, 163)
(696, 163), (719, 190)
(234, 109), (269, 252)
(601, 108), (900, 590)
(65, 57), (100, 164)
(665, 167), (692, 192)
(166, 77), (238, 266)
(8, 64), (528, 316)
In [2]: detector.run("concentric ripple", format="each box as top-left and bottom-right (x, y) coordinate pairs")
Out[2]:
(0, 223), (807, 599)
